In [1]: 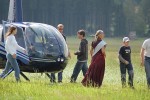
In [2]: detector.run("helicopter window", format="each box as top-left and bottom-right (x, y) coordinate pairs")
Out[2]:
(15, 27), (25, 48)
(42, 25), (69, 57)
(25, 25), (61, 58)
(3, 26), (25, 48)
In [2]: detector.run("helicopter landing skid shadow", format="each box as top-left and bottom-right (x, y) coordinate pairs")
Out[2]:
(1, 68), (30, 81)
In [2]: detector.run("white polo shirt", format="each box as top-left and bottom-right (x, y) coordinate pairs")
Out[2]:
(5, 34), (25, 55)
(142, 38), (150, 57)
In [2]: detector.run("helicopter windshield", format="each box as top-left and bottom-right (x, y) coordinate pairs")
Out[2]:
(25, 24), (61, 58)
(41, 24), (68, 57)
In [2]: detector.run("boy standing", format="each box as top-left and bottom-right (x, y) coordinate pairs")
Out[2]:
(118, 37), (134, 88)
(70, 30), (88, 83)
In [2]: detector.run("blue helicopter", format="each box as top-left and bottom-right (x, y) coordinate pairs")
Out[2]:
(0, 0), (69, 81)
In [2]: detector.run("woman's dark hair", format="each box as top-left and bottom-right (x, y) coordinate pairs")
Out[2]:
(77, 30), (85, 37)
(6, 26), (17, 38)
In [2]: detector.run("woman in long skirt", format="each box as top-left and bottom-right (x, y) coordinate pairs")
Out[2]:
(82, 30), (107, 87)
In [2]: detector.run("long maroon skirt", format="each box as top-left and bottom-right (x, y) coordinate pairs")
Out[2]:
(82, 53), (105, 87)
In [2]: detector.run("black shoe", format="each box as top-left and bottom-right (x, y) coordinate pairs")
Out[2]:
(70, 80), (76, 83)
(130, 86), (135, 89)
(58, 81), (62, 83)
(16, 79), (21, 83)
(50, 80), (56, 83)
(122, 85), (127, 88)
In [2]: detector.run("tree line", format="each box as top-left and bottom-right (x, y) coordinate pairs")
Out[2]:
(0, 0), (150, 37)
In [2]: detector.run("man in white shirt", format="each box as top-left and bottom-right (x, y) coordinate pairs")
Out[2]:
(140, 38), (150, 89)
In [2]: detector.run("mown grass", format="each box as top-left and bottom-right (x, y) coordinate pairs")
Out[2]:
(0, 37), (150, 100)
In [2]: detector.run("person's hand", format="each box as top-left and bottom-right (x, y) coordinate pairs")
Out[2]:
(74, 51), (79, 55)
(125, 60), (129, 65)
(12, 54), (16, 59)
(23, 49), (26, 54)
(141, 61), (144, 67)
(29, 46), (33, 50)
(68, 52), (71, 59)
(74, 52), (77, 55)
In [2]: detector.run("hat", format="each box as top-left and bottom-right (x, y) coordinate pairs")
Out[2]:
(123, 37), (130, 42)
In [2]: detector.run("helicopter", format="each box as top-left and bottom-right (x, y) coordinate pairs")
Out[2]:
(0, 0), (69, 81)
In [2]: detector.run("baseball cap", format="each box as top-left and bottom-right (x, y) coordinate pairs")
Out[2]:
(123, 37), (130, 42)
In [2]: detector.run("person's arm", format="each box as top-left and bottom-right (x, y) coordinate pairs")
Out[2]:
(90, 46), (94, 57)
(64, 37), (71, 58)
(74, 42), (85, 55)
(140, 48), (145, 67)
(13, 36), (26, 52)
(141, 40), (147, 67)
(68, 51), (71, 58)
(118, 54), (129, 64)
(101, 45), (106, 58)
(118, 47), (129, 65)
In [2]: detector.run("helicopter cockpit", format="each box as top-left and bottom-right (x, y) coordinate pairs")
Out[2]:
(24, 23), (68, 60)
(25, 24), (61, 58)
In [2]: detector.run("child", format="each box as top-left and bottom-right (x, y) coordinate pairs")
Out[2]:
(118, 37), (134, 88)
(70, 30), (88, 83)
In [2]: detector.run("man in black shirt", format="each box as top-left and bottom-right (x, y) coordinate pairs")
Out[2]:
(70, 30), (88, 83)
(118, 37), (134, 88)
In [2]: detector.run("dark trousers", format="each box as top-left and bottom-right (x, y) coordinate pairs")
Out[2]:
(120, 62), (134, 87)
(51, 71), (63, 82)
(144, 56), (150, 88)
(71, 61), (88, 82)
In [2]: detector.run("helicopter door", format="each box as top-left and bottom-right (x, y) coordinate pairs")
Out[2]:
(14, 27), (30, 64)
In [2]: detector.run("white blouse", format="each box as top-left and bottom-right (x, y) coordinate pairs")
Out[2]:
(5, 34), (25, 55)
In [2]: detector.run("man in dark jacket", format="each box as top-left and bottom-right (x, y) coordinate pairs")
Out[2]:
(70, 30), (88, 83)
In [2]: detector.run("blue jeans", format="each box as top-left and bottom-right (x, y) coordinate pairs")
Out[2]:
(0, 54), (20, 81)
(120, 62), (134, 87)
(71, 61), (88, 82)
(51, 71), (63, 82)
(144, 56), (150, 87)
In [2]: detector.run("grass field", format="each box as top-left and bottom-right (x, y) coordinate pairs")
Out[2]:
(0, 37), (150, 100)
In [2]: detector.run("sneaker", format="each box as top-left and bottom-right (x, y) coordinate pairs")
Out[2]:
(122, 85), (127, 88)
(130, 86), (135, 89)
(50, 80), (56, 83)
(16, 79), (21, 83)
(58, 81), (62, 83)
(70, 80), (76, 83)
